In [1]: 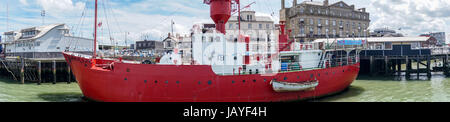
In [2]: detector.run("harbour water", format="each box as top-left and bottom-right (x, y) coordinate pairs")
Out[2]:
(1, 74), (450, 102)
(0, 78), (82, 102)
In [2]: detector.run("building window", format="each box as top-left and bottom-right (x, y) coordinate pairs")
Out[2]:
(300, 8), (304, 13)
(325, 28), (329, 37)
(300, 27), (305, 35)
(266, 24), (270, 29)
(229, 23), (233, 29)
(310, 8), (313, 13)
(318, 28), (321, 35)
(236, 23), (239, 29)
(310, 18), (314, 25)
(325, 19), (329, 25)
(248, 23), (252, 29)
(318, 19), (321, 24)
(259, 24), (262, 29)
(309, 27), (314, 35)
(333, 29), (336, 36)
(333, 20), (336, 26)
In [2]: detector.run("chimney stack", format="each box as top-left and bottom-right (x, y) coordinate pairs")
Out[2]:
(281, 0), (285, 9)
(324, 0), (329, 6)
(293, 0), (297, 6)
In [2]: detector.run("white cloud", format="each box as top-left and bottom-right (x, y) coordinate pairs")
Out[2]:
(20, 0), (29, 6)
(36, 0), (85, 15)
(368, 0), (450, 36)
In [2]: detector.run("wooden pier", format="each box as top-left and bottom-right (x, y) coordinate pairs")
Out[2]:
(360, 47), (450, 79)
(0, 57), (75, 84)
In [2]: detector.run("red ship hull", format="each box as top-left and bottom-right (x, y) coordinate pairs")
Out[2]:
(63, 52), (360, 102)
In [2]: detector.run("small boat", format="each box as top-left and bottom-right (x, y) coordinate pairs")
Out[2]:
(271, 80), (319, 92)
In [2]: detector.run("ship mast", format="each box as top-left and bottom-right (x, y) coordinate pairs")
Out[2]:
(93, 0), (98, 59)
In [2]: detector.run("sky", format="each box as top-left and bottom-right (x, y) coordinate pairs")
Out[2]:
(1, 0), (450, 45)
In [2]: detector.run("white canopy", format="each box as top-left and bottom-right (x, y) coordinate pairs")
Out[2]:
(314, 37), (430, 43)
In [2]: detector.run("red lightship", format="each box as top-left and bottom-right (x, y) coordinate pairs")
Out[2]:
(63, 0), (361, 102)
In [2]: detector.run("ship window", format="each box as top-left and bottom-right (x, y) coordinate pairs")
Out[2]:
(165, 81), (168, 84)
(208, 80), (212, 85)
(124, 78), (127, 81)
(144, 80), (147, 83)
(176, 81), (180, 84)
(232, 80), (235, 83)
(198, 81), (201, 85)
(155, 80), (158, 83)
(284, 77), (287, 80)
(253, 79), (256, 82)
(243, 80), (246, 83)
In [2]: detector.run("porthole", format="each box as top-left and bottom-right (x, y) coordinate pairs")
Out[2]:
(208, 80), (212, 85)
(176, 81), (180, 84)
(144, 80), (147, 83)
(155, 80), (158, 83)
(243, 80), (246, 83)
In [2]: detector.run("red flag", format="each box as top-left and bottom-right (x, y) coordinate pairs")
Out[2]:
(98, 22), (102, 27)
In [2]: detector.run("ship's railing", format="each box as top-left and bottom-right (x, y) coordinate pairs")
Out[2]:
(279, 55), (358, 72)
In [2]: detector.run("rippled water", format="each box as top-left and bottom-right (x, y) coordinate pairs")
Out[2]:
(0, 77), (83, 102)
(1, 73), (450, 102)
(316, 73), (450, 102)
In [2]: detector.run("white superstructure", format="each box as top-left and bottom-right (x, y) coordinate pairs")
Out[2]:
(1, 24), (94, 58)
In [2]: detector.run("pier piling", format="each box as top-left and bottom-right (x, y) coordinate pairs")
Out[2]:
(52, 60), (56, 84)
(38, 61), (41, 85)
(417, 57), (420, 79)
(370, 56), (374, 76)
(406, 56), (411, 79)
(384, 56), (389, 75)
(427, 56), (431, 79)
(67, 64), (71, 84)
(20, 58), (25, 84)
